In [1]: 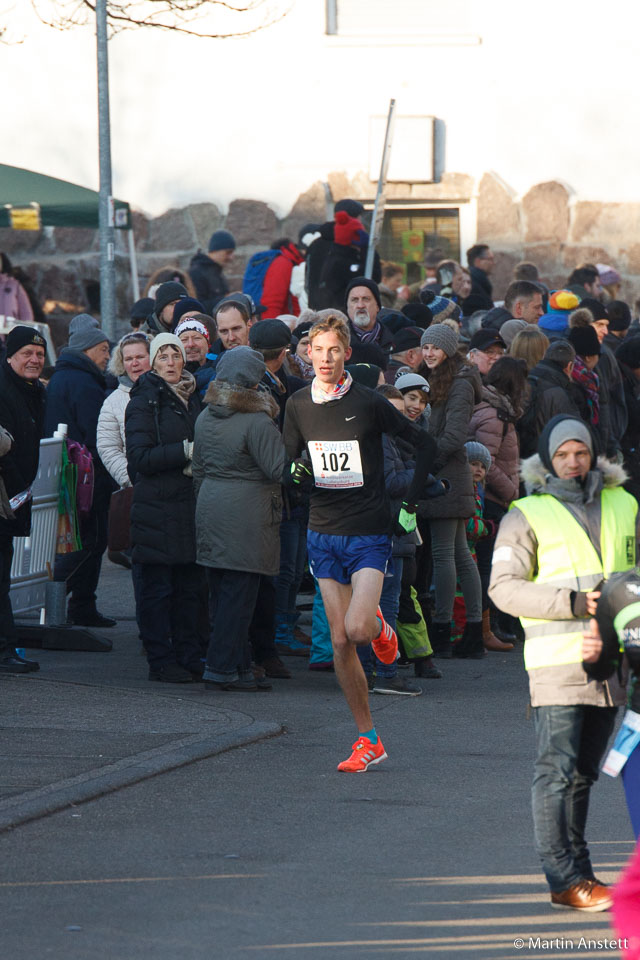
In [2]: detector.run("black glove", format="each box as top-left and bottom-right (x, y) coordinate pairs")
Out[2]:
(287, 457), (314, 491)
(423, 475), (449, 499)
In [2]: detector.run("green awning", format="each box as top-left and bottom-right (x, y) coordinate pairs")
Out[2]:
(0, 163), (131, 230)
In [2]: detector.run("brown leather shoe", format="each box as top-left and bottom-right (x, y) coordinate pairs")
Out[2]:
(259, 656), (292, 679)
(483, 610), (514, 652)
(550, 879), (613, 912)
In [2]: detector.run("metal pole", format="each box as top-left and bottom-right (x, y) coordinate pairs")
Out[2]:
(365, 98), (396, 279)
(96, 0), (117, 339)
(127, 229), (140, 301)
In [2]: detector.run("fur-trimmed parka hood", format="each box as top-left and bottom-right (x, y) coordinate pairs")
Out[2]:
(203, 379), (279, 420)
(520, 453), (628, 496)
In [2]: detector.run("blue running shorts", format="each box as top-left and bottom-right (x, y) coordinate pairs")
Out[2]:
(307, 531), (392, 584)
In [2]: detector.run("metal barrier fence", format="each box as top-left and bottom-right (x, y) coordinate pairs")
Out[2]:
(10, 437), (63, 616)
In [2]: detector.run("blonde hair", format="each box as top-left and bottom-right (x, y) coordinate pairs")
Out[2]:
(508, 326), (549, 371)
(308, 313), (351, 350)
(108, 332), (151, 376)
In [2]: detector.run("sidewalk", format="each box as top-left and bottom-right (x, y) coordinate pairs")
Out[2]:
(0, 559), (281, 832)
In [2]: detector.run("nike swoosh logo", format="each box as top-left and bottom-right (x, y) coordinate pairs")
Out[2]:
(345, 416), (356, 421)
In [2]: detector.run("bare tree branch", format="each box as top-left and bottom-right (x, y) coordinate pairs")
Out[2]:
(31, 0), (291, 38)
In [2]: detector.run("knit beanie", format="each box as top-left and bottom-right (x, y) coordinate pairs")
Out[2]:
(68, 325), (109, 353)
(69, 313), (99, 336)
(395, 372), (429, 395)
(346, 363), (382, 390)
(568, 325), (601, 358)
(155, 281), (188, 317)
(420, 323), (459, 357)
(334, 211), (364, 247)
(401, 302), (433, 329)
(465, 441), (491, 473)
(345, 277), (382, 310)
(429, 295), (461, 324)
(580, 298), (609, 322)
(175, 318), (210, 342)
(130, 297), (154, 322)
(616, 335), (640, 370)
(172, 298), (204, 328)
(5, 325), (46, 358)
(607, 300), (632, 332)
(499, 318), (528, 348)
(208, 230), (236, 253)
(597, 263), (621, 287)
(548, 290), (580, 314)
(334, 198), (365, 218)
(539, 415), (594, 473)
(216, 345), (265, 387)
(150, 332), (186, 367)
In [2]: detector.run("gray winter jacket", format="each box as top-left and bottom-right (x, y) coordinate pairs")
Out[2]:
(489, 454), (638, 707)
(192, 381), (285, 575)
(417, 363), (482, 520)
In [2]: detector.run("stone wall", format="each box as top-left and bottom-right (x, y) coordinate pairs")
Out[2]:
(477, 172), (640, 303)
(1, 170), (638, 340)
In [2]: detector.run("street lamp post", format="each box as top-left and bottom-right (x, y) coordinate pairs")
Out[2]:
(95, 0), (117, 340)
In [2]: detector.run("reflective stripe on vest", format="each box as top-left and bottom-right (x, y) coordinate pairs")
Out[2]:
(511, 487), (637, 671)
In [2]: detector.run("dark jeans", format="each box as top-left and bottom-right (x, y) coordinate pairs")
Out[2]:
(622, 742), (640, 840)
(475, 499), (504, 610)
(274, 515), (307, 631)
(0, 535), (15, 653)
(137, 561), (207, 671)
(532, 704), (617, 891)
(249, 575), (278, 664)
(54, 477), (111, 617)
(204, 568), (261, 682)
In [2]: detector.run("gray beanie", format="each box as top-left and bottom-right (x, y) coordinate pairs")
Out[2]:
(546, 417), (594, 464)
(68, 322), (109, 353)
(69, 313), (99, 336)
(499, 318), (528, 348)
(216, 346), (265, 387)
(420, 322), (459, 357)
(465, 441), (492, 473)
(150, 332), (186, 367)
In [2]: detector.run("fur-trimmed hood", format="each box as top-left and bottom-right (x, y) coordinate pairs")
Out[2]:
(520, 453), (628, 496)
(203, 379), (279, 420)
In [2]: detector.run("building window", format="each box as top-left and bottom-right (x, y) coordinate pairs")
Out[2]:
(326, 0), (478, 38)
(374, 208), (460, 285)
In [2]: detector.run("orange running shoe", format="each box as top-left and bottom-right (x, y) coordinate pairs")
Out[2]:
(371, 607), (398, 665)
(337, 736), (387, 772)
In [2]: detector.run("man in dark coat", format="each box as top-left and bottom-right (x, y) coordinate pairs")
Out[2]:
(45, 321), (116, 627)
(306, 199), (381, 309)
(0, 326), (46, 673)
(188, 230), (236, 315)
(345, 277), (394, 365)
(465, 243), (495, 313)
(518, 340), (582, 459)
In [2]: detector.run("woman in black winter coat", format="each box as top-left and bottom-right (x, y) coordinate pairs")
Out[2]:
(616, 335), (640, 501)
(125, 333), (205, 683)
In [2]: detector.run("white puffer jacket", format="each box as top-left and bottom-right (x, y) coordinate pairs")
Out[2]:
(97, 383), (131, 488)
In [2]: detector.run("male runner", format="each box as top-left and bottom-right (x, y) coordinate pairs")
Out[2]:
(283, 313), (437, 771)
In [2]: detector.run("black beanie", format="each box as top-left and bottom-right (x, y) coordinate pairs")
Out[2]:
(606, 300), (631, 332)
(155, 281), (188, 316)
(346, 363), (382, 390)
(402, 302), (433, 329)
(5, 325), (46, 358)
(568, 325), (601, 357)
(334, 198), (365, 218)
(345, 277), (382, 310)
(580, 298), (609, 322)
(616, 335), (640, 370)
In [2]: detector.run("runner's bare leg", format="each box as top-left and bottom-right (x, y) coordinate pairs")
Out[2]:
(318, 568), (384, 732)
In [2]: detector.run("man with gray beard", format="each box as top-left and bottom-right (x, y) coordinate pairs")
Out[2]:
(344, 278), (394, 365)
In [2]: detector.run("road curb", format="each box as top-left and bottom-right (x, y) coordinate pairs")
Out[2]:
(0, 720), (282, 834)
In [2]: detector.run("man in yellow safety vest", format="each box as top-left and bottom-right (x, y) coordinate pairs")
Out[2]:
(489, 415), (638, 913)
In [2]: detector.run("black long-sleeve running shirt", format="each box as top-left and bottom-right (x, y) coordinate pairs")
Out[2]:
(283, 382), (437, 536)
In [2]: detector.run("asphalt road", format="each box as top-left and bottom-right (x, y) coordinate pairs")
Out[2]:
(0, 561), (635, 958)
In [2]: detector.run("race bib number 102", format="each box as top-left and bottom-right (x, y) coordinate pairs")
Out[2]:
(308, 440), (364, 488)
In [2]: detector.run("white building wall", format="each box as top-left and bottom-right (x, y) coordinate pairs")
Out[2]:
(3, 0), (640, 216)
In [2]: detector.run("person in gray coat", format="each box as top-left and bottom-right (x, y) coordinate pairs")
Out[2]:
(193, 346), (285, 692)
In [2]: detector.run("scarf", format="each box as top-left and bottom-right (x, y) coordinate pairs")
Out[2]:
(167, 370), (196, 408)
(571, 357), (600, 426)
(311, 371), (353, 404)
(351, 320), (382, 344)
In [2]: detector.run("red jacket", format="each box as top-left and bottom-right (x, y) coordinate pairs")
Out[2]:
(261, 243), (305, 319)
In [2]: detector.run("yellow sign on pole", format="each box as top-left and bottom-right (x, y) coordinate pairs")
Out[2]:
(8, 205), (41, 231)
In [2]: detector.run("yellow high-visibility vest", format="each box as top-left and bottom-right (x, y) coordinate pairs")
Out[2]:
(511, 487), (637, 671)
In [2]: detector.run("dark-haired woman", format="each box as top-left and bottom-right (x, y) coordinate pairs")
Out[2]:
(418, 323), (484, 658)
(469, 356), (528, 651)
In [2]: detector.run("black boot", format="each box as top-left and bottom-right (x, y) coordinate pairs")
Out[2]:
(430, 621), (452, 659)
(414, 656), (443, 679)
(458, 620), (486, 660)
